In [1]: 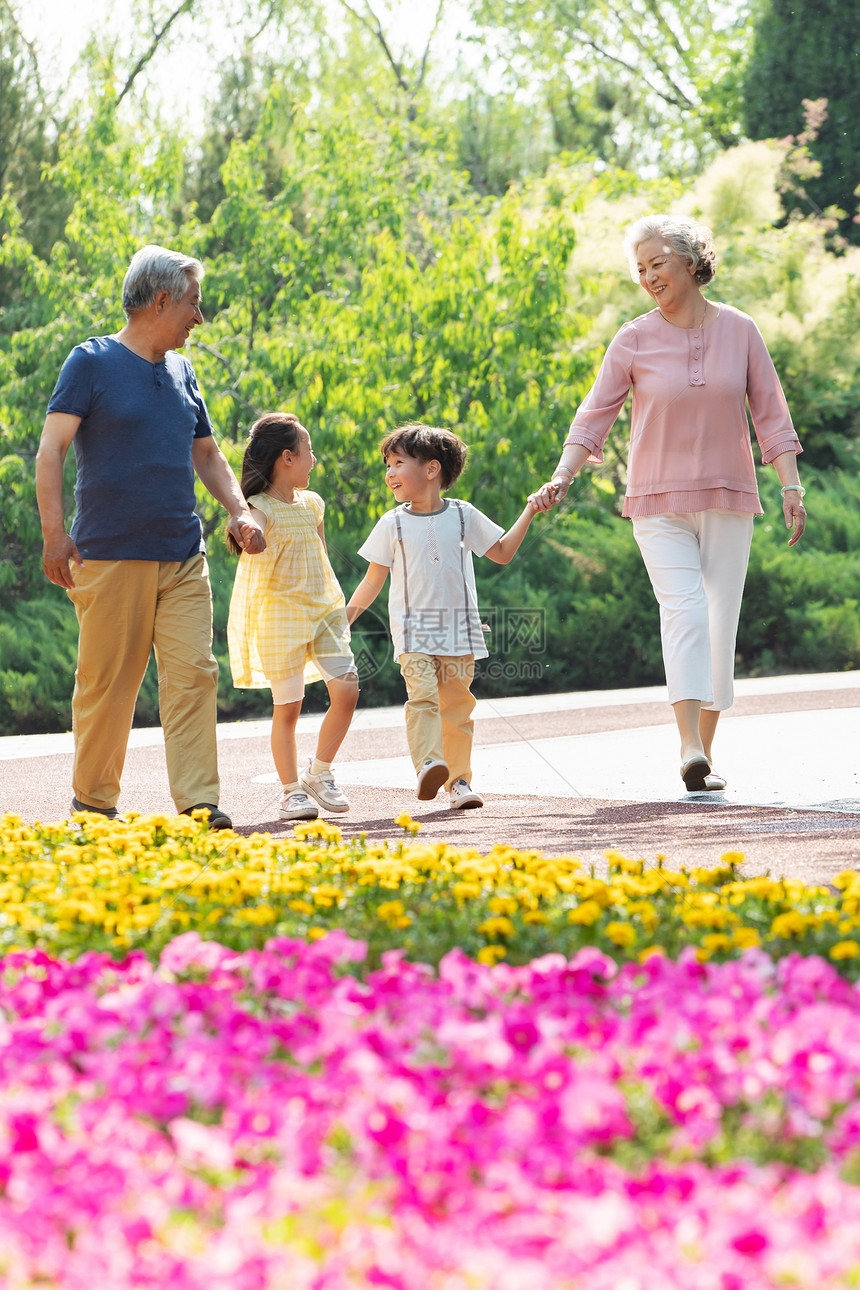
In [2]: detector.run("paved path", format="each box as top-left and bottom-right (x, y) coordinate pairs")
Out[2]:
(4, 672), (860, 880)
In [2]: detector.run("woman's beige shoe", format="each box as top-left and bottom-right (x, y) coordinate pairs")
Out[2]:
(680, 756), (710, 792)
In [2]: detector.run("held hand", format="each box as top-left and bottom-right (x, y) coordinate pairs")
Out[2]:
(229, 514), (267, 554)
(528, 485), (554, 514)
(529, 474), (571, 513)
(783, 494), (806, 547)
(42, 534), (83, 589)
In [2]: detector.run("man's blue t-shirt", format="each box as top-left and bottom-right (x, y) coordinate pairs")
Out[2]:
(47, 336), (214, 561)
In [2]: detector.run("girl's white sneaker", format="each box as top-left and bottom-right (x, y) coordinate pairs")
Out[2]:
(279, 790), (319, 821)
(299, 763), (351, 812)
(449, 779), (484, 810)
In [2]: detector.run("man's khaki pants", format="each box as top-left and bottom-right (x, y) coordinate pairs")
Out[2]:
(398, 653), (476, 789)
(67, 555), (220, 812)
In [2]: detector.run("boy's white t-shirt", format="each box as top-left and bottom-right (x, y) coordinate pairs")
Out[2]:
(358, 499), (504, 660)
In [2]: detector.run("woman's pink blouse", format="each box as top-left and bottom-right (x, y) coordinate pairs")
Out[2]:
(564, 303), (802, 517)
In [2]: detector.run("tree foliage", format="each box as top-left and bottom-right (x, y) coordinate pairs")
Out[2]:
(1, 0), (860, 734)
(743, 0), (860, 244)
(464, 0), (753, 176)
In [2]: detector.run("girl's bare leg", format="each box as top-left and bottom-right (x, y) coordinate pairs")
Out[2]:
(315, 674), (359, 764)
(271, 700), (302, 785)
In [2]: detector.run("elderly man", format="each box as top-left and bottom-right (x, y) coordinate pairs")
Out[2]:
(35, 244), (264, 827)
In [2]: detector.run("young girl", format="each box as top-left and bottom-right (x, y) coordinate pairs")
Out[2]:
(227, 412), (359, 821)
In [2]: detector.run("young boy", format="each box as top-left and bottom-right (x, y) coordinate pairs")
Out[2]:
(347, 422), (541, 810)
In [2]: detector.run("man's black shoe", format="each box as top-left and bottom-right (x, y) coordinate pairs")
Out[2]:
(71, 796), (119, 820)
(182, 803), (233, 830)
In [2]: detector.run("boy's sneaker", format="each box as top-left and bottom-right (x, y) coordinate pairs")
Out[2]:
(299, 763), (350, 813)
(449, 779), (484, 810)
(278, 790), (319, 822)
(416, 758), (449, 801)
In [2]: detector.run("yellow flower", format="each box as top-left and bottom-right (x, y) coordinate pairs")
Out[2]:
(488, 896), (518, 917)
(394, 813), (422, 835)
(585, 882), (613, 908)
(680, 906), (731, 931)
(604, 921), (636, 949)
(732, 927), (761, 950)
(452, 881), (482, 901)
(606, 852), (644, 876)
(522, 911), (549, 925)
(293, 821), (342, 843)
(700, 932), (732, 955)
(307, 928), (327, 941)
(288, 899), (315, 916)
(638, 945), (666, 963)
(402, 844), (438, 866)
(567, 900), (602, 926)
(476, 945), (507, 965)
(477, 916), (516, 939)
(376, 900), (407, 922)
(770, 911), (808, 939)
(312, 884), (342, 909)
(627, 900), (659, 933)
(690, 867), (726, 886)
(234, 906), (277, 926)
(130, 906), (162, 930)
(53, 847), (80, 865)
(830, 940), (860, 961)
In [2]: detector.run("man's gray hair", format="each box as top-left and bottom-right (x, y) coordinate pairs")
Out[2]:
(121, 244), (205, 317)
(622, 214), (717, 286)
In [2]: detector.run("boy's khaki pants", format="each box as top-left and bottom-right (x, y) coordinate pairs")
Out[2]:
(398, 652), (476, 790)
(67, 555), (220, 813)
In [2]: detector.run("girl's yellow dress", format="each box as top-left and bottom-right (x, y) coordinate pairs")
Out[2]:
(228, 490), (351, 688)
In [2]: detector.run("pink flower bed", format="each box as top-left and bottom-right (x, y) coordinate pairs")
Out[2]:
(1, 932), (860, 1287)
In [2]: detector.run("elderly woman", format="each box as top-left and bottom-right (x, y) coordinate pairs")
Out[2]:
(532, 214), (805, 792)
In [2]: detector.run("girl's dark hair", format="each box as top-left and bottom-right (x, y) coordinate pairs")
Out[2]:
(380, 422), (467, 489)
(227, 412), (304, 554)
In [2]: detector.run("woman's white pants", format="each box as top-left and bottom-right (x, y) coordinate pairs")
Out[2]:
(631, 510), (754, 711)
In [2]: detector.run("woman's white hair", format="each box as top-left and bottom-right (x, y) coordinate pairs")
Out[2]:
(622, 215), (717, 286)
(121, 244), (205, 317)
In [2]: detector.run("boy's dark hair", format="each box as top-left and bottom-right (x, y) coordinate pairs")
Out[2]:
(380, 422), (467, 489)
(228, 411), (304, 554)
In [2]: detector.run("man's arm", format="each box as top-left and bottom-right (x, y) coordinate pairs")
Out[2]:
(191, 436), (266, 553)
(483, 500), (540, 566)
(35, 412), (83, 589)
(346, 563), (389, 625)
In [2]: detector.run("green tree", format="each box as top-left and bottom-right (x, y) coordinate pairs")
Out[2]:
(743, 0), (860, 244)
(0, 1), (74, 272)
(464, 0), (753, 176)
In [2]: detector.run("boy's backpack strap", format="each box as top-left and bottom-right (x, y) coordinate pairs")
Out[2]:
(452, 500), (477, 655)
(393, 506), (411, 654)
